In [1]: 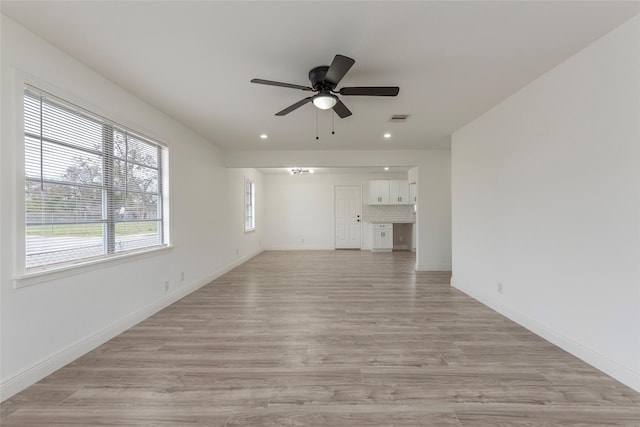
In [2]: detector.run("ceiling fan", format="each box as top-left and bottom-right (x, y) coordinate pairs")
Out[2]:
(251, 54), (399, 118)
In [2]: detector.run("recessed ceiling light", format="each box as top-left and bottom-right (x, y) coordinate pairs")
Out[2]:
(384, 167), (389, 171)
(260, 134), (268, 139)
(383, 133), (391, 139)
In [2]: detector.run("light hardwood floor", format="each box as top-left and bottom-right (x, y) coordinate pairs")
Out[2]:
(2, 250), (639, 426)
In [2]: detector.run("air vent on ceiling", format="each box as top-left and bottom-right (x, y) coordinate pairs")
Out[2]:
(389, 114), (410, 123)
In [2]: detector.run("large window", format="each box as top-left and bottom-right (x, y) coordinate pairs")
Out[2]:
(244, 178), (255, 232)
(23, 85), (167, 271)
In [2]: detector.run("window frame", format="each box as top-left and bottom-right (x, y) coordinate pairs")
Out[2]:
(13, 76), (171, 287)
(244, 178), (255, 232)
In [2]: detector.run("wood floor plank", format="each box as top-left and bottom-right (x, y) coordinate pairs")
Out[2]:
(454, 402), (640, 426)
(2, 250), (639, 425)
(225, 405), (463, 427)
(2, 406), (233, 426)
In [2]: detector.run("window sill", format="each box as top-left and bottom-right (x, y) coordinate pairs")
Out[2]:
(13, 245), (173, 289)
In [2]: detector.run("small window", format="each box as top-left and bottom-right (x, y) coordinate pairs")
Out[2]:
(244, 178), (255, 232)
(23, 85), (168, 271)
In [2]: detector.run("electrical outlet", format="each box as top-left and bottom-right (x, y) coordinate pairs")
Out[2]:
(497, 282), (503, 294)
(236, 249), (239, 256)
(301, 238), (305, 243)
(180, 272), (185, 282)
(164, 281), (170, 292)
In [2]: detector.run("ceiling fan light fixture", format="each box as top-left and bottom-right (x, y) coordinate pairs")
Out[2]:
(312, 94), (337, 110)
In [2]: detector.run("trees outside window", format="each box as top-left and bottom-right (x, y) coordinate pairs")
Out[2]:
(24, 86), (167, 270)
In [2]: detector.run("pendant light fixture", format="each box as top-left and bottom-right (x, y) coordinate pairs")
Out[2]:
(289, 167), (314, 175)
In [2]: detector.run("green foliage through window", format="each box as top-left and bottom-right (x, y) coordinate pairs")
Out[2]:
(24, 86), (167, 269)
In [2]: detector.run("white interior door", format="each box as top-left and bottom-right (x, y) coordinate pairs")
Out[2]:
(335, 185), (361, 249)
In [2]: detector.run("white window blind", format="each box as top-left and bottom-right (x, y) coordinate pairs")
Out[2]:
(244, 179), (255, 231)
(24, 85), (167, 270)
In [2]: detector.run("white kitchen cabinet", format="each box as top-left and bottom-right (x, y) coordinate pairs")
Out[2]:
(389, 180), (409, 205)
(409, 182), (417, 204)
(368, 180), (412, 205)
(371, 223), (393, 251)
(368, 180), (390, 205)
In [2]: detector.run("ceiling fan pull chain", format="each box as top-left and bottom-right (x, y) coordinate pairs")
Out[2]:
(316, 109), (319, 140)
(332, 112), (335, 135)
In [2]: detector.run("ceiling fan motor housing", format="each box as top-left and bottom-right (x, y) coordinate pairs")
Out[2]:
(309, 66), (333, 91)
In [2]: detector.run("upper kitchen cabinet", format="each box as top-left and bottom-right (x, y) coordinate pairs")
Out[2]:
(368, 180), (412, 205)
(409, 182), (417, 204)
(389, 180), (409, 205)
(368, 180), (390, 205)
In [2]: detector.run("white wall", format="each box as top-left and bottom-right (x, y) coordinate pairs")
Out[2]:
(451, 16), (640, 392)
(414, 151), (451, 271)
(226, 150), (452, 270)
(264, 172), (406, 250)
(0, 16), (263, 400)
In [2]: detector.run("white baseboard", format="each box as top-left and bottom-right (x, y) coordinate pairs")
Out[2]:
(221, 248), (264, 276)
(0, 249), (263, 402)
(451, 278), (640, 393)
(416, 263), (452, 271)
(264, 246), (335, 251)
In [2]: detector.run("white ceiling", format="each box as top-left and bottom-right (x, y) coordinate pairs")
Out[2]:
(2, 1), (638, 152)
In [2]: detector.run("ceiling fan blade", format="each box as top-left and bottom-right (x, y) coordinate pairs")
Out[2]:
(339, 86), (400, 96)
(251, 78), (313, 91)
(324, 55), (355, 86)
(275, 97), (313, 116)
(332, 99), (352, 118)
